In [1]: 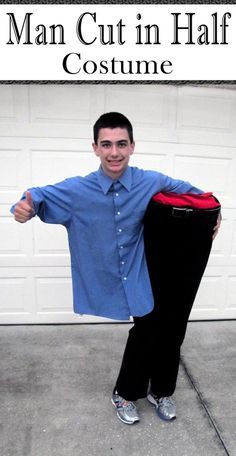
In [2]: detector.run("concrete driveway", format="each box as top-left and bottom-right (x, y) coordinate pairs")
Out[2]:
(0, 321), (235, 456)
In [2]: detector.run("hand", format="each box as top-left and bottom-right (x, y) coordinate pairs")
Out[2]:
(212, 213), (222, 240)
(14, 191), (35, 223)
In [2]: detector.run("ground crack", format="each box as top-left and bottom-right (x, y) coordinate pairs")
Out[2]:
(180, 356), (230, 456)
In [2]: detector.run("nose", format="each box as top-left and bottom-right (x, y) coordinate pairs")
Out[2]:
(110, 144), (119, 156)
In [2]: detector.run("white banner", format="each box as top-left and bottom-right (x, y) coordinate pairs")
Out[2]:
(0, 3), (235, 81)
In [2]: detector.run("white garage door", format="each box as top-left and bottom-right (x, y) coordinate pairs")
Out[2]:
(0, 84), (236, 324)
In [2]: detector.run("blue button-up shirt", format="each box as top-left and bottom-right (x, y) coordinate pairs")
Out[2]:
(11, 166), (202, 320)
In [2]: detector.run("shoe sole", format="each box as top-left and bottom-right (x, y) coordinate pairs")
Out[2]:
(111, 398), (140, 425)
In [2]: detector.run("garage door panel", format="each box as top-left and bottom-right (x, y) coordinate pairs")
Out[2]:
(191, 266), (236, 320)
(131, 141), (235, 209)
(0, 148), (28, 190)
(0, 267), (76, 323)
(27, 85), (105, 140)
(177, 86), (236, 148)
(0, 86), (15, 121)
(177, 87), (232, 132)
(232, 217), (236, 261)
(171, 143), (235, 206)
(29, 85), (93, 124)
(228, 275), (236, 311)
(131, 151), (173, 176)
(105, 85), (171, 126)
(0, 275), (31, 315)
(0, 209), (34, 268)
(0, 216), (24, 256)
(105, 85), (177, 143)
(0, 219), (70, 267)
(0, 86), (28, 124)
(0, 85), (104, 138)
(192, 272), (225, 311)
(33, 220), (69, 260)
(35, 276), (73, 314)
(221, 210), (236, 266)
(174, 154), (231, 197)
(31, 149), (98, 185)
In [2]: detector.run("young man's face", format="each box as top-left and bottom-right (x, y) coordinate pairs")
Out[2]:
(93, 127), (135, 180)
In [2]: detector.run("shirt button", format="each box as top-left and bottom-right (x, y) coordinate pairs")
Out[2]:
(118, 228), (122, 233)
(116, 211), (121, 215)
(123, 277), (127, 281)
(121, 261), (125, 265)
(120, 245), (124, 249)
(115, 193), (119, 197)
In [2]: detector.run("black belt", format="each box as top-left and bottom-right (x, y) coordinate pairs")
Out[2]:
(152, 203), (221, 218)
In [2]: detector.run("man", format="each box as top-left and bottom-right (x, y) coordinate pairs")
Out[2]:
(12, 112), (221, 425)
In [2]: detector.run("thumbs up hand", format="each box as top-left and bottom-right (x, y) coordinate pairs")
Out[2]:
(14, 191), (35, 223)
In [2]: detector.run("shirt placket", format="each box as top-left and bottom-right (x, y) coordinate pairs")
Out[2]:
(113, 181), (127, 284)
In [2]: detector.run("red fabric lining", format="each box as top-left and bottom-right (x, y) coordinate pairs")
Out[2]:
(152, 192), (221, 209)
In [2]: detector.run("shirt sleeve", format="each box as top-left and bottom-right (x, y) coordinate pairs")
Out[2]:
(10, 178), (74, 226)
(158, 172), (203, 194)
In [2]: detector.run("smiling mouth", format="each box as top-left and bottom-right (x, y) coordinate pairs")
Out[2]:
(107, 158), (123, 163)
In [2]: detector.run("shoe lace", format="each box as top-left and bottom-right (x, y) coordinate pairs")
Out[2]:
(159, 397), (174, 408)
(119, 400), (135, 411)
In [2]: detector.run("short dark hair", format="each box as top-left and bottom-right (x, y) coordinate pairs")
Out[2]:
(93, 112), (134, 144)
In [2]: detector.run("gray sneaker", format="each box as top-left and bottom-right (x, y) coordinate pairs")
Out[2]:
(111, 391), (140, 425)
(147, 392), (176, 421)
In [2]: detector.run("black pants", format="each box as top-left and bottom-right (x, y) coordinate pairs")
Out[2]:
(115, 202), (220, 401)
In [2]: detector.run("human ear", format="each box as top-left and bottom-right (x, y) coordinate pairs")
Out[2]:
(130, 141), (135, 155)
(92, 142), (100, 157)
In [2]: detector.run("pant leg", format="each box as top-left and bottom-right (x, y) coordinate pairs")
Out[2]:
(115, 292), (186, 401)
(144, 203), (219, 397)
(115, 204), (219, 401)
(115, 308), (157, 401)
(115, 297), (183, 401)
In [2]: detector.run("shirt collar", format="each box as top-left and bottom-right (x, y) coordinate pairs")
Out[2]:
(97, 166), (132, 194)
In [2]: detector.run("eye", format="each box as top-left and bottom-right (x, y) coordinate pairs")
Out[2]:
(101, 142), (111, 149)
(118, 141), (128, 148)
